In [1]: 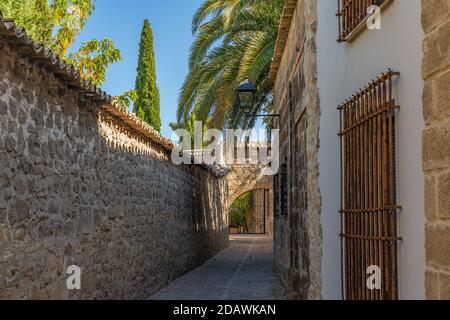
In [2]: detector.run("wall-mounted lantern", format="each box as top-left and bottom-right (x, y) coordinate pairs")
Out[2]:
(236, 78), (279, 118)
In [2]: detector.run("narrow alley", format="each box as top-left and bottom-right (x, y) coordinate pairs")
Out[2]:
(151, 235), (286, 300)
(0, 0), (446, 303)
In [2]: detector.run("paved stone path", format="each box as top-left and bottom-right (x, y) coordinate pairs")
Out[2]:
(151, 235), (286, 300)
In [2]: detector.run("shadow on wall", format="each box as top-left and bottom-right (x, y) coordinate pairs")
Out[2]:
(0, 42), (228, 300)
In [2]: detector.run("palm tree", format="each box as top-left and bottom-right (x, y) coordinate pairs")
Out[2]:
(175, 0), (283, 132)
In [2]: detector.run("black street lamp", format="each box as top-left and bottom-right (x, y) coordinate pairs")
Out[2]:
(236, 78), (257, 116)
(236, 78), (279, 118)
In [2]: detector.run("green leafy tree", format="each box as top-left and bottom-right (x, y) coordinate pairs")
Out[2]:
(0, 0), (94, 56)
(176, 0), (283, 131)
(169, 109), (209, 148)
(115, 89), (137, 109)
(0, 0), (122, 88)
(68, 39), (121, 86)
(134, 19), (161, 131)
(51, 0), (95, 56)
(229, 192), (253, 228)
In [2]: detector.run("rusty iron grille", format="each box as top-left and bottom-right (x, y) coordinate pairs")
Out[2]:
(280, 163), (288, 216)
(338, 70), (401, 300)
(274, 173), (280, 217)
(290, 114), (308, 272)
(337, 0), (386, 42)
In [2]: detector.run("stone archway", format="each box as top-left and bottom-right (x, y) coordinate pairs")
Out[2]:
(226, 165), (273, 205)
(226, 164), (274, 236)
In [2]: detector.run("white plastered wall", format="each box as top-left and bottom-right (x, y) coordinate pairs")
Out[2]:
(316, 0), (425, 300)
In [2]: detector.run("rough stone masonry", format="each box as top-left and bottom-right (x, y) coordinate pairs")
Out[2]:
(0, 37), (228, 298)
(421, 0), (450, 300)
(270, 0), (322, 300)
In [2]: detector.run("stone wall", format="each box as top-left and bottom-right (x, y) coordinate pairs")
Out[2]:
(0, 42), (228, 299)
(422, 0), (450, 300)
(272, 0), (322, 300)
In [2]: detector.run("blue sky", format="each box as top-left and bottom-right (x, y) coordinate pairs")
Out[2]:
(72, 0), (204, 138)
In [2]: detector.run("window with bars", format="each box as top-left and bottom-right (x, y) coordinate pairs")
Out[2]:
(290, 114), (308, 273)
(294, 115), (308, 219)
(338, 70), (401, 300)
(337, 0), (390, 42)
(280, 163), (288, 216)
(274, 173), (279, 217)
(273, 164), (287, 218)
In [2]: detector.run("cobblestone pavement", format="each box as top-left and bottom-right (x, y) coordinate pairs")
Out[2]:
(150, 235), (286, 300)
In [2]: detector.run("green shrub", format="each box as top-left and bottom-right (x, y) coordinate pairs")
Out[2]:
(229, 192), (253, 228)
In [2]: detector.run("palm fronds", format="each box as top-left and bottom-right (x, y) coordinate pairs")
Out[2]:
(176, 0), (283, 132)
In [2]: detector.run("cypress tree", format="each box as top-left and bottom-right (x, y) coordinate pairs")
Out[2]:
(134, 19), (161, 131)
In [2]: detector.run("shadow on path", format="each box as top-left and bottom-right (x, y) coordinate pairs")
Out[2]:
(151, 235), (286, 300)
